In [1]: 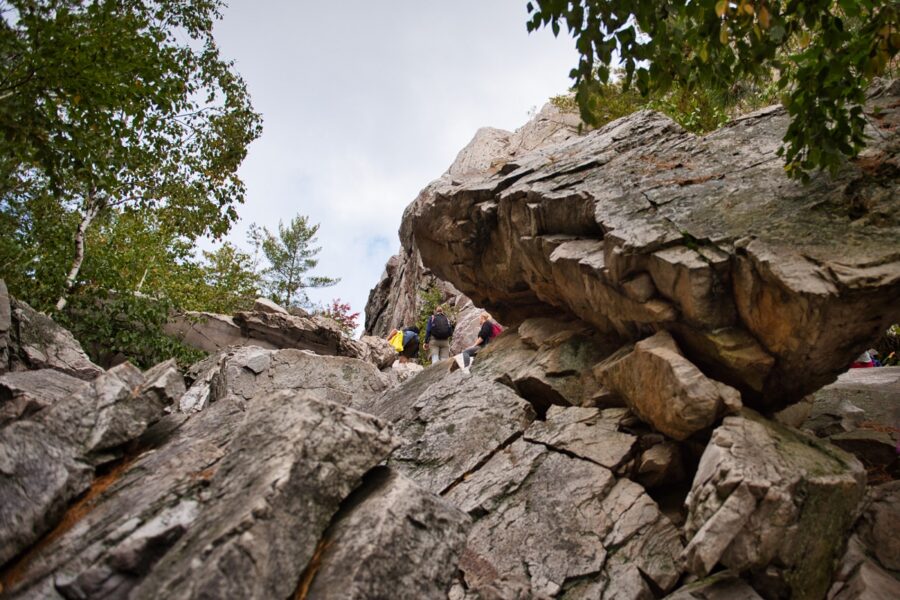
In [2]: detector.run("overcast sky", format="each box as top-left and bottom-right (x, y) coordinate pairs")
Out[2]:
(212, 1), (578, 327)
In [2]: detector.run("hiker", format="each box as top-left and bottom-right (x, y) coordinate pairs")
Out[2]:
(850, 349), (875, 368)
(424, 305), (453, 363)
(461, 311), (501, 367)
(388, 325), (420, 363)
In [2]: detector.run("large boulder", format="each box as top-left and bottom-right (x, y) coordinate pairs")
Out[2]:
(0, 360), (183, 569)
(405, 80), (900, 410)
(364, 102), (583, 355)
(5, 297), (102, 380)
(597, 330), (742, 441)
(683, 411), (867, 599)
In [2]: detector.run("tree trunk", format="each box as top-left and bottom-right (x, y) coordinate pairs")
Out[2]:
(54, 193), (100, 313)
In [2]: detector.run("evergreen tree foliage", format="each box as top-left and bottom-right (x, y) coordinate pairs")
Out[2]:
(252, 215), (338, 309)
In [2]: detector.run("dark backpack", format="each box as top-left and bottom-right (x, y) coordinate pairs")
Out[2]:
(431, 314), (451, 339)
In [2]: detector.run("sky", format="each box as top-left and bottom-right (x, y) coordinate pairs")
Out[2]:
(212, 1), (579, 327)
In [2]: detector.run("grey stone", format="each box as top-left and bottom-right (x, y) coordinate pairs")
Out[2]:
(472, 317), (622, 411)
(303, 467), (471, 599)
(252, 297), (288, 315)
(163, 311), (262, 354)
(180, 346), (390, 413)
(0, 369), (90, 426)
(683, 411), (866, 599)
(524, 405), (637, 469)
(444, 438), (683, 599)
(7, 299), (102, 380)
(0, 362), (175, 569)
(3, 390), (398, 600)
(636, 441), (687, 489)
(597, 331), (742, 440)
(383, 369), (536, 494)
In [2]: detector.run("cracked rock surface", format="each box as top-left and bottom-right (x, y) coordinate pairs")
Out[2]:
(303, 467), (471, 599)
(3, 390), (398, 600)
(0, 360), (183, 570)
(683, 411), (866, 599)
(445, 438), (683, 599)
(180, 345), (390, 413)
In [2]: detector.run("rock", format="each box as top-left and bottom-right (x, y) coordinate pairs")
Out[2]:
(445, 438), (683, 598)
(179, 346), (390, 413)
(357, 335), (397, 369)
(0, 280), (10, 372)
(382, 369), (536, 494)
(405, 83), (900, 410)
(0, 361), (178, 568)
(471, 317), (623, 412)
(252, 297), (288, 314)
(302, 467), (471, 599)
(664, 571), (764, 599)
(853, 481), (900, 573)
(163, 311), (263, 353)
(830, 429), (898, 476)
(805, 366), (900, 435)
(597, 331), (742, 441)
(636, 441), (687, 489)
(0, 369), (90, 426)
(364, 102), (581, 356)
(385, 359), (424, 385)
(2, 390), (399, 600)
(683, 411), (866, 599)
(6, 298), (103, 380)
(523, 405), (637, 470)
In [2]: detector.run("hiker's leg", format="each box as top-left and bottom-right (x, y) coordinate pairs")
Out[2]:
(429, 342), (440, 364)
(435, 338), (450, 361)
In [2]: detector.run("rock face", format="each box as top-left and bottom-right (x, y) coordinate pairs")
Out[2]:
(597, 330), (742, 440)
(302, 467), (471, 600)
(405, 80), (900, 410)
(683, 411), (866, 599)
(829, 482), (900, 599)
(1, 349), (473, 599)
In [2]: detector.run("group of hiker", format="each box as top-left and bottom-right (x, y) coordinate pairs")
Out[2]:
(387, 306), (501, 367)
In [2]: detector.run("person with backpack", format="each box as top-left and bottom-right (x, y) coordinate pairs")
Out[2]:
(424, 305), (454, 363)
(388, 325), (420, 363)
(462, 311), (502, 367)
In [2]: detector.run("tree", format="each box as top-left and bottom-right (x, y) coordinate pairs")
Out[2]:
(252, 215), (338, 308)
(317, 298), (360, 336)
(527, 1), (899, 180)
(0, 0), (262, 310)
